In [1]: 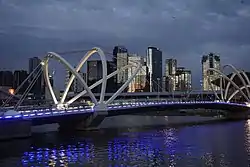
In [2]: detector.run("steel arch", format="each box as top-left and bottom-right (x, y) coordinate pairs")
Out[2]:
(227, 85), (250, 102)
(66, 64), (135, 105)
(222, 64), (250, 100)
(43, 52), (98, 106)
(207, 67), (250, 103)
(43, 47), (142, 109)
(60, 47), (107, 105)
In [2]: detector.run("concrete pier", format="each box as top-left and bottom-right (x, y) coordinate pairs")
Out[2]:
(59, 111), (108, 131)
(79, 111), (108, 130)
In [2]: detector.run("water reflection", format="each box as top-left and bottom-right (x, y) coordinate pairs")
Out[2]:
(244, 119), (250, 163)
(21, 142), (95, 166)
(21, 134), (167, 166)
(1, 121), (250, 166)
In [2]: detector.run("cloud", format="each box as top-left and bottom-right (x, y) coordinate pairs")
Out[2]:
(0, 0), (250, 88)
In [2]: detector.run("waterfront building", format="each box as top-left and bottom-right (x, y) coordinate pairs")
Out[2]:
(165, 59), (177, 91)
(128, 54), (148, 92)
(202, 53), (221, 91)
(175, 67), (192, 91)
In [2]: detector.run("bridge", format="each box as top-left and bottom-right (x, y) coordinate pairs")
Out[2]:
(0, 47), (250, 139)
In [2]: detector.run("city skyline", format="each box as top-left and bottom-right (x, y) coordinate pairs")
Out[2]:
(0, 0), (250, 88)
(0, 46), (243, 91)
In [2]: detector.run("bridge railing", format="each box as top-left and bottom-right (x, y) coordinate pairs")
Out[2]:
(0, 99), (247, 120)
(108, 98), (216, 106)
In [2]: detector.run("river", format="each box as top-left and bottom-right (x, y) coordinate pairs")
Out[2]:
(0, 117), (249, 166)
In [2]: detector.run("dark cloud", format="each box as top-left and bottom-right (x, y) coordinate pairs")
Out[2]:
(0, 0), (250, 88)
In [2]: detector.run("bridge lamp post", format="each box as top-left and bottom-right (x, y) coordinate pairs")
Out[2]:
(200, 80), (203, 101)
(157, 78), (160, 101)
(169, 76), (175, 101)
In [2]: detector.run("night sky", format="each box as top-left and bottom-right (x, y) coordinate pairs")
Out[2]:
(0, 0), (250, 89)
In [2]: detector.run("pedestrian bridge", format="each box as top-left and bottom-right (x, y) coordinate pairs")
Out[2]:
(1, 47), (250, 137)
(1, 100), (249, 121)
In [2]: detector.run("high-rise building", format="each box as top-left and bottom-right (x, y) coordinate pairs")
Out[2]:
(45, 74), (54, 100)
(165, 59), (177, 77)
(113, 46), (128, 64)
(128, 54), (148, 92)
(73, 72), (87, 93)
(202, 53), (221, 91)
(87, 60), (103, 93)
(0, 71), (13, 87)
(116, 52), (128, 85)
(175, 67), (192, 91)
(106, 61), (117, 93)
(86, 60), (116, 93)
(165, 59), (177, 91)
(13, 70), (28, 94)
(29, 57), (43, 99)
(146, 47), (162, 92)
(113, 46), (128, 91)
(65, 69), (74, 93)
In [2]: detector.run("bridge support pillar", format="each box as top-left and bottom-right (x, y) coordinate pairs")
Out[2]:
(59, 103), (108, 131)
(80, 103), (108, 130)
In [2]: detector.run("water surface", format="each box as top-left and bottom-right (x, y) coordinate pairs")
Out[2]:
(0, 120), (249, 166)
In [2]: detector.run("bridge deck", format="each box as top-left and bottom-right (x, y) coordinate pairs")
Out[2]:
(0, 101), (248, 125)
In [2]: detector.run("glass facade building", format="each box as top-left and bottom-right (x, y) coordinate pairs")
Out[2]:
(175, 67), (192, 91)
(165, 59), (177, 91)
(202, 53), (221, 91)
(146, 47), (162, 92)
(128, 55), (148, 92)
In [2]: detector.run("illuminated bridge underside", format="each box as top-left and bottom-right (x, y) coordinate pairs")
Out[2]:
(208, 64), (250, 104)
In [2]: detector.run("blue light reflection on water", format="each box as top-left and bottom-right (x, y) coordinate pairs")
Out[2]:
(19, 129), (178, 166)
(2, 121), (250, 166)
(21, 142), (95, 166)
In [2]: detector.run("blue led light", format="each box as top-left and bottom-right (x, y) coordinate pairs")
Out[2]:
(0, 100), (247, 121)
(14, 115), (21, 118)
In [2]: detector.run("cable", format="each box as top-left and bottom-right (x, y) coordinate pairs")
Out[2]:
(15, 68), (43, 110)
(1, 63), (43, 108)
(15, 68), (42, 109)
